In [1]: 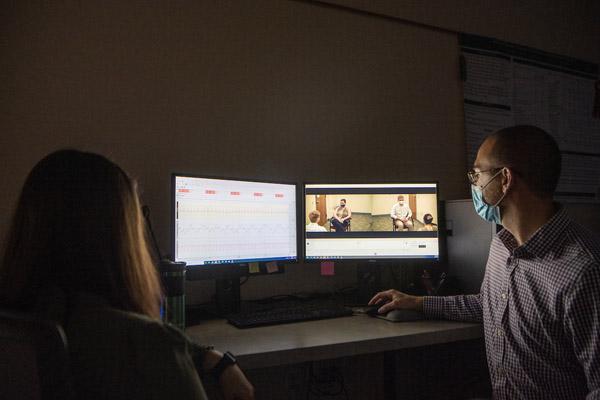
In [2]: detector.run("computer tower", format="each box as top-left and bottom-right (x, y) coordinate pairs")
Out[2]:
(445, 199), (497, 295)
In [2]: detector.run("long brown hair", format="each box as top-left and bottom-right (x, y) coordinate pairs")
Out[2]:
(0, 150), (162, 319)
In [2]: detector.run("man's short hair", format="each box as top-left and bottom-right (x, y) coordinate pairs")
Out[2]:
(397, 195), (404, 201)
(340, 198), (346, 203)
(308, 210), (320, 223)
(489, 125), (561, 198)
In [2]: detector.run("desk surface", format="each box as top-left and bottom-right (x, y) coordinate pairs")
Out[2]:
(186, 314), (483, 369)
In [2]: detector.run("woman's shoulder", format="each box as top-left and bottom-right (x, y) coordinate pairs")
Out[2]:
(74, 303), (179, 339)
(66, 296), (208, 400)
(65, 293), (183, 346)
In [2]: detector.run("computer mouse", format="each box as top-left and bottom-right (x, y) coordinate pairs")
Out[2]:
(365, 305), (383, 317)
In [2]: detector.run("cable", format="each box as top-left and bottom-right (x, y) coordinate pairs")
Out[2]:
(239, 275), (250, 286)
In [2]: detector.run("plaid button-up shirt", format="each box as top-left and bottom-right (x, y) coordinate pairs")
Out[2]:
(424, 207), (600, 399)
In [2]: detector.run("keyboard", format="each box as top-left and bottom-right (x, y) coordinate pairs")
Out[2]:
(226, 302), (353, 328)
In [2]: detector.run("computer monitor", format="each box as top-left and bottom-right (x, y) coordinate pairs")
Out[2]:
(172, 174), (298, 269)
(304, 183), (440, 261)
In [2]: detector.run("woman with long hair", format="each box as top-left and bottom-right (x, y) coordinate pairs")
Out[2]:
(0, 150), (253, 400)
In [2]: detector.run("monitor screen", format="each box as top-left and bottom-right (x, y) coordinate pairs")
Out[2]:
(173, 175), (297, 266)
(304, 183), (439, 261)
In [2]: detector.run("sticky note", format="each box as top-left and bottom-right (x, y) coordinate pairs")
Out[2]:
(266, 261), (279, 273)
(320, 261), (335, 276)
(249, 262), (260, 274)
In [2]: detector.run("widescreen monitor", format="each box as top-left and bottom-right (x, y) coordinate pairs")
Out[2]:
(304, 183), (439, 261)
(173, 175), (297, 267)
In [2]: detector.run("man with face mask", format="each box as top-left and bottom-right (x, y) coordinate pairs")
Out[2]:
(391, 195), (413, 231)
(331, 198), (352, 231)
(370, 126), (600, 399)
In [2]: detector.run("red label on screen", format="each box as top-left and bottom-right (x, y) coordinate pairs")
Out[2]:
(178, 189), (190, 193)
(254, 192), (263, 197)
(230, 191), (240, 196)
(205, 190), (216, 194)
(275, 194), (284, 198)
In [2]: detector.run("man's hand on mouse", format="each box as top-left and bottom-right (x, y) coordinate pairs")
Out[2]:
(368, 289), (424, 314)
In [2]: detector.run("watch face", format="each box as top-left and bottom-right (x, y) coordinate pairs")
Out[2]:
(224, 351), (237, 364)
(214, 351), (237, 379)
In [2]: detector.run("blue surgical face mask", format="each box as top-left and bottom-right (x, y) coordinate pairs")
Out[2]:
(471, 169), (506, 225)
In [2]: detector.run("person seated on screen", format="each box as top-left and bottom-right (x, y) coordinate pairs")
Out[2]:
(0, 150), (254, 400)
(306, 210), (327, 232)
(390, 195), (413, 231)
(418, 213), (438, 231)
(331, 199), (352, 231)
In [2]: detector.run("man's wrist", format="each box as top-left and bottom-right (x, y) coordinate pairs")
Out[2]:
(421, 296), (445, 319)
(412, 296), (424, 312)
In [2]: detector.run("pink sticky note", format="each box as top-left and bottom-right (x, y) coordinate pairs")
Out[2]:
(320, 261), (335, 276)
(266, 261), (279, 273)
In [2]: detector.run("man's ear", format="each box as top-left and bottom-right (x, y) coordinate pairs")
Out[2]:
(501, 167), (513, 192)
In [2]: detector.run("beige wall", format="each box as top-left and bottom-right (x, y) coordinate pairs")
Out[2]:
(306, 195), (375, 224)
(2, 0), (598, 303)
(325, 195), (372, 217)
(415, 194), (438, 224)
(304, 194), (373, 224)
(372, 194), (438, 223)
(372, 195), (403, 216)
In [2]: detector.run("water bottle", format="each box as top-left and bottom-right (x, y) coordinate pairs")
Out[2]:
(159, 260), (186, 330)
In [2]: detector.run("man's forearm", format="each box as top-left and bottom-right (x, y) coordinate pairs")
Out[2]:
(423, 294), (483, 323)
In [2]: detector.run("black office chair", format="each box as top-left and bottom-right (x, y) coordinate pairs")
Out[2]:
(0, 310), (74, 400)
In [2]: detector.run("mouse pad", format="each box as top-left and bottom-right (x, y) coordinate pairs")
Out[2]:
(374, 310), (424, 322)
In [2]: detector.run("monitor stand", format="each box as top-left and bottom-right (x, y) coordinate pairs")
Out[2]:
(215, 277), (241, 315)
(356, 263), (382, 304)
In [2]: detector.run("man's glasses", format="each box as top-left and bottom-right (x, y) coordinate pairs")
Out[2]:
(467, 168), (502, 185)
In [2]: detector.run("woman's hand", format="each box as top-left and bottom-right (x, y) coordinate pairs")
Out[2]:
(202, 350), (255, 400)
(219, 364), (255, 400)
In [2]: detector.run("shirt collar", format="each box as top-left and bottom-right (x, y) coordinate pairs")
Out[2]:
(497, 205), (570, 259)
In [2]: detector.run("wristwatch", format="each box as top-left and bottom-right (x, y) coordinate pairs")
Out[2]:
(212, 351), (237, 379)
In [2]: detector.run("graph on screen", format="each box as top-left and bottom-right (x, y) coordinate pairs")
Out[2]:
(174, 176), (297, 266)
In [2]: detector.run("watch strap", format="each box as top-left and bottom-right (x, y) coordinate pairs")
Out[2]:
(212, 351), (237, 380)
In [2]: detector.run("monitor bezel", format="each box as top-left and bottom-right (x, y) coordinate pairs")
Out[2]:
(171, 173), (301, 274)
(302, 181), (441, 264)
